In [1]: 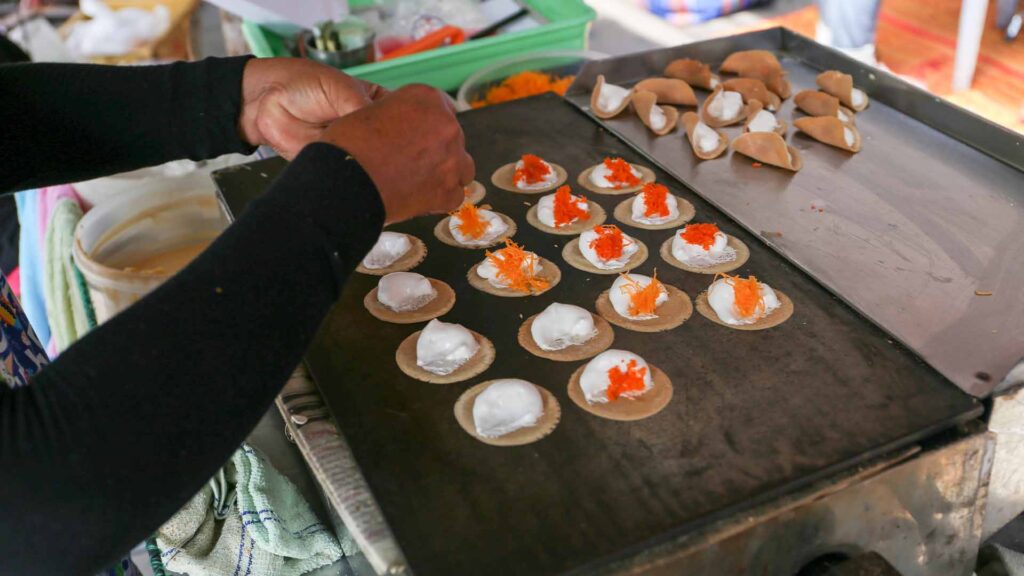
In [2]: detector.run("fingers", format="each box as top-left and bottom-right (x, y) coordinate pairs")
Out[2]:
(458, 151), (475, 188)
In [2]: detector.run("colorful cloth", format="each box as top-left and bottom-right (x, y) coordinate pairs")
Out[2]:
(14, 190), (50, 348)
(636, 0), (770, 26)
(0, 271), (48, 388)
(44, 197), (96, 351)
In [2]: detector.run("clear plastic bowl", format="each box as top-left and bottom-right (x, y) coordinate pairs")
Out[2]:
(456, 49), (607, 111)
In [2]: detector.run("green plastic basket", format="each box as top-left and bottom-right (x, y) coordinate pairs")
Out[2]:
(241, 0), (595, 91)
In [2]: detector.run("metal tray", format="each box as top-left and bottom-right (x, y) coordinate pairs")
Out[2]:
(215, 94), (979, 576)
(564, 27), (1024, 398)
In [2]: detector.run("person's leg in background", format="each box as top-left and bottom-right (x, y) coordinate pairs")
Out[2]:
(816, 0), (883, 65)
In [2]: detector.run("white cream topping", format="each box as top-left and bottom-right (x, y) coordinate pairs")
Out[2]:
(608, 273), (669, 320)
(415, 319), (479, 375)
(588, 161), (641, 189)
(843, 127), (855, 147)
(473, 379), (544, 438)
(630, 191), (679, 225)
(476, 250), (543, 288)
(707, 277), (781, 325)
(579, 349), (653, 404)
(693, 121), (720, 153)
(837, 108), (850, 123)
(597, 82), (630, 112)
(449, 208), (508, 246)
(709, 76), (720, 88)
(747, 110), (778, 133)
(377, 272), (436, 312)
(671, 227), (736, 267)
(537, 191), (587, 227)
(531, 302), (597, 351)
(578, 228), (640, 270)
(362, 231), (412, 269)
(514, 158), (559, 190)
(851, 88), (867, 108)
(708, 90), (743, 121)
(649, 105), (668, 131)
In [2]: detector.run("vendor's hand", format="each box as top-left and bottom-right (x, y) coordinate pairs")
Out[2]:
(238, 58), (387, 159)
(320, 84), (474, 224)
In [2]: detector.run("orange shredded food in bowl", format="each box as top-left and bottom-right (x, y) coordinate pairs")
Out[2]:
(606, 358), (648, 401)
(603, 157), (641, 189)
(680, 223), (720, 250)
(514, 154), (552, 186)
(720, 273), (766, 319)
(485, 239), (549, 294)
(588, 225), (629, 261)
(471, 70), (576, 109)
(639, 182), (670, 218)
(552, 185), (588, 227)
(618, 271), (664, 317)
(452, 202), (489, 239)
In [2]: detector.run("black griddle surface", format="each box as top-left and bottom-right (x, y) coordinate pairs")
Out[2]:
(215, 94), (980, 576)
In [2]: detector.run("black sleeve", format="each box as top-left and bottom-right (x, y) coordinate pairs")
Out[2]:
(0, 56), (256, 193)
(0, 143), (385, 574)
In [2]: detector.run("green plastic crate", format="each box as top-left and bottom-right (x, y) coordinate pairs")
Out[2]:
(241, 0), (595, 91)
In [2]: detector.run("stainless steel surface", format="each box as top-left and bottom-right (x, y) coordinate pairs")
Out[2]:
(564, 28), (1024, 398)
(589, 432), (992, 576)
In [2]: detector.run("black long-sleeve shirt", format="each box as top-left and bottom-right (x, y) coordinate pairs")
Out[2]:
(0, 57), (384, 574)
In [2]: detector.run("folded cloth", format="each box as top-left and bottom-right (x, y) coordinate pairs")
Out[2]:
(636, 0), (771, 26)
(157, 444), (342, 576)
(44, 197), (96, 352)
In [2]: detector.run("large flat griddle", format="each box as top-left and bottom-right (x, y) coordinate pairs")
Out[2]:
(215, 93), (979, 575)
(565, 28), (1024, 398)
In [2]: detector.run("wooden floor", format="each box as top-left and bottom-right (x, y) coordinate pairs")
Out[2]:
(742, 1), (1024, 134)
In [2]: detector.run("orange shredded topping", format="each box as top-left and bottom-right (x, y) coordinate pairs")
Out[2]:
(680, 223), (720, 250)
(485, 239), (550, 294)
(514, 154), (552, 186)
(470, 70), (575, 109)
(720, 273), (766, 319)
(552, 185), (589, 227)
(606, 358), (648, 401)
(452, 202), (489, 239)
(618, 271), (664, 317)
(639, 182), (670, 218)
(602, 157), (641, 189)
(588, 225), (630, 262)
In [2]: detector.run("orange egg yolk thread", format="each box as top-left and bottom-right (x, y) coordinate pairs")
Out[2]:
(640, 182), (670, 218)
(514, 154), (552, 185)
(485, 239), (550, 294)
(603, 157), (641, 189)
(552, 185), (589, 227)
(721, 273), (766, 319)
(618, 271), (664, 317)
(680, 223), (720, 250)
(452, 202), (489, 239)
(470, 71), (575, 109)
(589, 225), (629, 261)
(606, 359), (647, 401)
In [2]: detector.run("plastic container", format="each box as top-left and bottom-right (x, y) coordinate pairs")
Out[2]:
(241, 0), (595, 92)
(73, 191), (229, 323)
(455, 49), (606, 110)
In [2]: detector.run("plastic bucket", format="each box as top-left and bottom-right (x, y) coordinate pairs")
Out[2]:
(73, 190), (229, 324)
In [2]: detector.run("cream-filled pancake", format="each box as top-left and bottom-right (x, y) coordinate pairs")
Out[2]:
(415, 319), (480, 376)
(470, 239), (559, 297)
(589, 157), (642, 190)
(607, 272), (668, 320)
(578, 225), (640, 270)
(531, 303), (598, 351)
(376, 271), (436, 312)
(448, 202), (509, 247)
(514, 153), (559, 191)
(631, 182), (678, 225)
(537, 186), (589, 229)
(361, 232), (411, 270)
(693, 121), (722, 153)
(707, 274), (780, 325)
(672, 223), (736, 267)
(473, 379), (545, 438)
(579, 350), (653, 404)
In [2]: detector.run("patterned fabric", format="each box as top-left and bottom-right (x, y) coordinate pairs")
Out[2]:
(0, 271), (48, 389)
